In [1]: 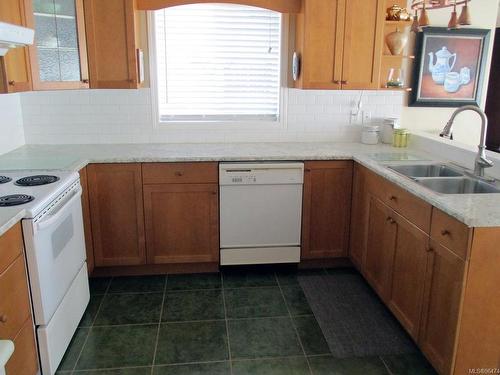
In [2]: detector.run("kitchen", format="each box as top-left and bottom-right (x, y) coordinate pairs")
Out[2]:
(0, 0), (499, 374)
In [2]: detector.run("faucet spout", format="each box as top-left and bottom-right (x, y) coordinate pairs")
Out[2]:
(440, 105), (493, 178)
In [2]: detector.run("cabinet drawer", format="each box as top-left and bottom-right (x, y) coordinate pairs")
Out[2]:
(5, 318), (39, 375)
(382, 182), (432, 233)
(364, 167), (431, 233)
(0, 255), (31, 339)
(0, 223), (23, 274)
(431, 209), (471, 260)
(142, 163), (218, 184)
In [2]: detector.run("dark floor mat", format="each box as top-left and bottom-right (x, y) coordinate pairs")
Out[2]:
(298, 269), (418, 358)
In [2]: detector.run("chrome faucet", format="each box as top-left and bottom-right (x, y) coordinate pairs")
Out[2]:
(440, 105), (494, 178)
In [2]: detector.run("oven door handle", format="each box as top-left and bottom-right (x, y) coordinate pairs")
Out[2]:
(36, 188), (82, 231)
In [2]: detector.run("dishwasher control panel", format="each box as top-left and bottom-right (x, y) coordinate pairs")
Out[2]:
(219, 163), (304, 186)
(230, 174), (257, 184)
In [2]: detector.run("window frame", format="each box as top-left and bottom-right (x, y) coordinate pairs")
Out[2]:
(147, 6), (289, 131)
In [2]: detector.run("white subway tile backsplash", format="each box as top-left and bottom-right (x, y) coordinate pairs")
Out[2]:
(19, 88), (403, 144)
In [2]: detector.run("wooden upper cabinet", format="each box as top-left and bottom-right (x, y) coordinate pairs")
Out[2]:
(87, 163), (146, 267)
(387, 212), (429, 340)
(0, 0), (33, 93)
(294, 0), (344, 89)
(420, 240), (467, 375)
(143, 184), (219, 264)
(294, 0), (384, 90)
(301, 161), (353, 259)
(363, 196), (396, 301)
(28, 0), (89, 90)
(84, 0), (141, 88)
(341, 0), (384, 90)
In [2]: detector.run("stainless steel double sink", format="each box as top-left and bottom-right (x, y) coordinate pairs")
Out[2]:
(387, 164), (500, 194)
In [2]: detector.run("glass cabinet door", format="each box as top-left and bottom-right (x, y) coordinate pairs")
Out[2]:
(30, 0), (89, 89)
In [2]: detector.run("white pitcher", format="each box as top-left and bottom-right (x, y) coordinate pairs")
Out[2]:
(428, 47), (457, 85)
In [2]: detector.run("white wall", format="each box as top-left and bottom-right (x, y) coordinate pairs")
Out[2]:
(0, 94), (25, 154)
(401, 0), (500, 146)
(20, 88), (403, 144)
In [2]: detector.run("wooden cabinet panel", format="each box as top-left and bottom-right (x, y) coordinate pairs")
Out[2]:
(349, 163), (369, 269)
(0, 223), (23, 274)
(301, 161), (353, 259)
(28, 0), (89, 90)
(341, 0), (384, 89)
(0, 255), (31, 339)
(84, 0), (140, 88)
(364, 196), (396, 301)
(420, 240), (467, 375)
(142, 162), (218, 184)
(0, 0), (33, 93)
(294, 0), (384, 90)
(431, 208), (471, 260)
(79, 167), (94, 274)
(294, 0), (344, 89)
(87, 163), (146, 266)
(5, 318), (39, 375)
(388, 213), (429, 340)
(144, 184), (219, 264)
(379, 182), (432, 234)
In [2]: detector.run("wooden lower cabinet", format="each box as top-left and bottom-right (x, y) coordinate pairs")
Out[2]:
(5, 319), (38, 375)
(87, 163), (146, 266)
(387, 212), (429, 340)
(363, 196), (396, 301)
(419, 240), (467, 375)
(301, 161), (353, 259)
(0, 224), (39, 375)
(349, 163), (369, 269)
(143, 184), (219, 264)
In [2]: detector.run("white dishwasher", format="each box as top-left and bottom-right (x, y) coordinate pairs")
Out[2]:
(219, 162), (304, 265)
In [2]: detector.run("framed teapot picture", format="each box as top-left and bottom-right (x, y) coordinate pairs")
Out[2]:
(409, 27), (490, 107)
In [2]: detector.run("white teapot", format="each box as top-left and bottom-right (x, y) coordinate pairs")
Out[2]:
(428, 47), (457, 85)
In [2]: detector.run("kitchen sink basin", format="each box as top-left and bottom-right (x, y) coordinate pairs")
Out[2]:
(414, 177), (500, 194)
(388, 164), (464, 178)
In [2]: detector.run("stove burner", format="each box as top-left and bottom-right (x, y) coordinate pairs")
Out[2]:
(0, 176), (12, 184)
(0, 194), (35, 207)
(15, 175), (60, 187)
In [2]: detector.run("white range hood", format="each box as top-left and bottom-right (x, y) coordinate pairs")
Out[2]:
(0, 21), (34, 57)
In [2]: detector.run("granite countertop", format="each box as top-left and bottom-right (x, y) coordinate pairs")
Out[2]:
(0, 142), (499, 236)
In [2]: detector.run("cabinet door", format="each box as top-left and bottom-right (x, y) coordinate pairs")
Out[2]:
(364, 196), (396, 301)
(29, 0), (89, 90)
(301, 161), (353, 259)
(0, 0), (33, 93)
(419, 241), (467, 375)
(144, 184), (219, 264)
(349, 163), (369, 269)
(341, 0), (384, 89)
(84, 0), (139, 88)
(388, 213), (429, 340)
(87, 164), (146, 266)
(5, 319), (39, 375)
(294, 0), (344, 89)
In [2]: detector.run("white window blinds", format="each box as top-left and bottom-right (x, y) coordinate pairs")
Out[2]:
(154, 4), (281, 122)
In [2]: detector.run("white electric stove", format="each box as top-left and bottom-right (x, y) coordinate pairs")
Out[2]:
(0, 170), (89, 375)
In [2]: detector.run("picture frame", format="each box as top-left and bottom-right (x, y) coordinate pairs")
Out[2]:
(409, 27), (490, 107)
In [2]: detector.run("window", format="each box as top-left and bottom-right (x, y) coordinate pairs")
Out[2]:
(152, 4), (282, 123)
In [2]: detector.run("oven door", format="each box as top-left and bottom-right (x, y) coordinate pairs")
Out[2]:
(22, 183), (87, 325)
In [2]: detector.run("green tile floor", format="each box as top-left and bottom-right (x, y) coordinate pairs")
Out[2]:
(56, 268), (436, 374)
